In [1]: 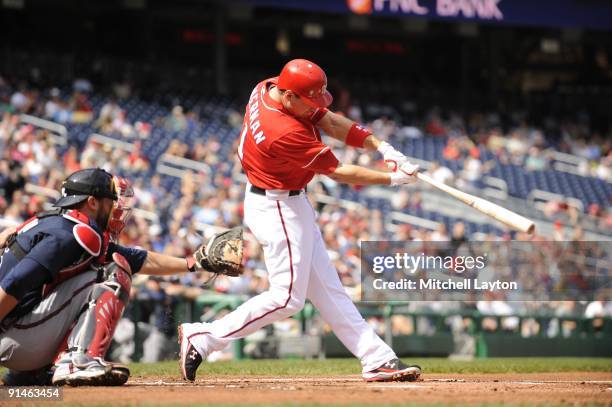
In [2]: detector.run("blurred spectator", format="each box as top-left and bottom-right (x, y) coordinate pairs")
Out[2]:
(111, 110), (134, 137)
(370, 116), (396, 141)
(63, 146), (82, 174)
(69, 91), (93, 123)
(112, 79), (132, 99)
(584, 295), (612, 333)
(72, 77), (93, 93)
(425, 110), (447, 136)
(96, 97), (122, 130)
(44, 88), (63, 121)
(595, 154), (611, 181)
(227, 109), (243, 129)
(428, 161), (454, 185)
(584, 297), (612, 319)
(164, 105), (188, 132)
(552, 220), (565, 241)
(10, 84), (31, 113)
(127, 141), (149, 172)
(0, 162), (25, 205)
(430, 223), (450, 242)
(135, 278), (177, 362)
(135, 121), (151, 139)
(543, 200), (580, 225)
(486, 129), (507, 160)
(506, 130), (529, 164)
(457, 149), (486, 190)
(525, 147), (548, 171)
(477, 295), (520, 332)
(132, 178), (155, 211)
(80, 140), (106, 168)
(451, 222), (467, 246)
(443, 138), (461, 160)
(390, 189), (409, 210)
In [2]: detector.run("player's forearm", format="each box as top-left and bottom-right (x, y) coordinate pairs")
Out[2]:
(363, 134), (382, 151)
(140, 251), (217, 280)
(0, 287), (18, 322)
(139, 251), (192, 276)
(327, 164), (391, 185)
(318, 111), (381, 151)
(317, 110), (352, 142)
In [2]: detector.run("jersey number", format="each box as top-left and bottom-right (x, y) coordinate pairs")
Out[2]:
(238, 125), (247, 160)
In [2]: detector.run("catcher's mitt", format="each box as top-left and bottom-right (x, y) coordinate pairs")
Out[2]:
(188, 227), (244, 277)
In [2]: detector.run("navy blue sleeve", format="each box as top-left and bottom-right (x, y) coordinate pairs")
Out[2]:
(107, 242), (148, 274)
(0, 232), (84, 301)
(1, 233), (85, 300)
(0, 258), (51, 300)
(26, 233), (85, 278)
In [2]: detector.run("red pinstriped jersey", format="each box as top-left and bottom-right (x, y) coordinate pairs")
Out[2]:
(237, 77), (339, 190)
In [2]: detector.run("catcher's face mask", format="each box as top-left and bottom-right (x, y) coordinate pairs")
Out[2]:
(107, 176), (134, 240)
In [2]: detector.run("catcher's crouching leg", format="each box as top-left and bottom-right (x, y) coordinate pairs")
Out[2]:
(52, 253), (132, 386)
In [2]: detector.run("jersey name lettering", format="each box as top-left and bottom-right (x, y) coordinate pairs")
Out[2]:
(248, 88), (266, 145)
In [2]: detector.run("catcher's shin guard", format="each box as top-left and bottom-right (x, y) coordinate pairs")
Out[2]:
(53, 253), (132, 386)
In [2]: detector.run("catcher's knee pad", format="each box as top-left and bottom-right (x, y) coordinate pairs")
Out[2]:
(67, 253), (132, 358)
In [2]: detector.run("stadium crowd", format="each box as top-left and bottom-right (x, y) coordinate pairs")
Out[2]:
(0, 73), (610, 362)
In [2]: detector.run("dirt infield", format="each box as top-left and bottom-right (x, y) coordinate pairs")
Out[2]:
(58, 372), (612, 406)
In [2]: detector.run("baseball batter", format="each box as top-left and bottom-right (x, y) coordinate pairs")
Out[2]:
(179, 59), (421, 382)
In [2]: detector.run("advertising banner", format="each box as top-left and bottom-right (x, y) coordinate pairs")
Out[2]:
(242, 0), (612, 30)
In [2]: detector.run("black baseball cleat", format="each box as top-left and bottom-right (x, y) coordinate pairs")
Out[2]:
(362, 358), (422, 382)
(178, 324), (202, 382)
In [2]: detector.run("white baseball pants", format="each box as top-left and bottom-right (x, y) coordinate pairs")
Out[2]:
(183, 187), (395, 372)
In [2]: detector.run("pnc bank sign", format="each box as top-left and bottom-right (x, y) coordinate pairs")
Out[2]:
(346, 0), (504, 21)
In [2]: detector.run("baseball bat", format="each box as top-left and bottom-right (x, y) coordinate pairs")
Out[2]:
(416, 172), (535, 234)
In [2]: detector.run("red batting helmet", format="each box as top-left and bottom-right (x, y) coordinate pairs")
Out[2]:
(277, 59), (333, 108)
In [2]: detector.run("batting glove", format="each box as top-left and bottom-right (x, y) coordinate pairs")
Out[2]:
(389, 161), (420, 186)
(377, 141), (408, 171)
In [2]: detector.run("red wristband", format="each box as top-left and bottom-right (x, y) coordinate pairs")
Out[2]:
(346, 123), (371, 148)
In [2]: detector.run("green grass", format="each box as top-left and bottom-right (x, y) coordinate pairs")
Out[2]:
(2, 357), (610, 378)
(129, 357), (612, 377)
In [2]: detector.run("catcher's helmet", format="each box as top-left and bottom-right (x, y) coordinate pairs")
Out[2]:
(54, 168), (117, 208)
(277, 59), (333, 108)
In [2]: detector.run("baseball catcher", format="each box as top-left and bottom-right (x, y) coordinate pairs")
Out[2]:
(0, 168), (243, 386)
